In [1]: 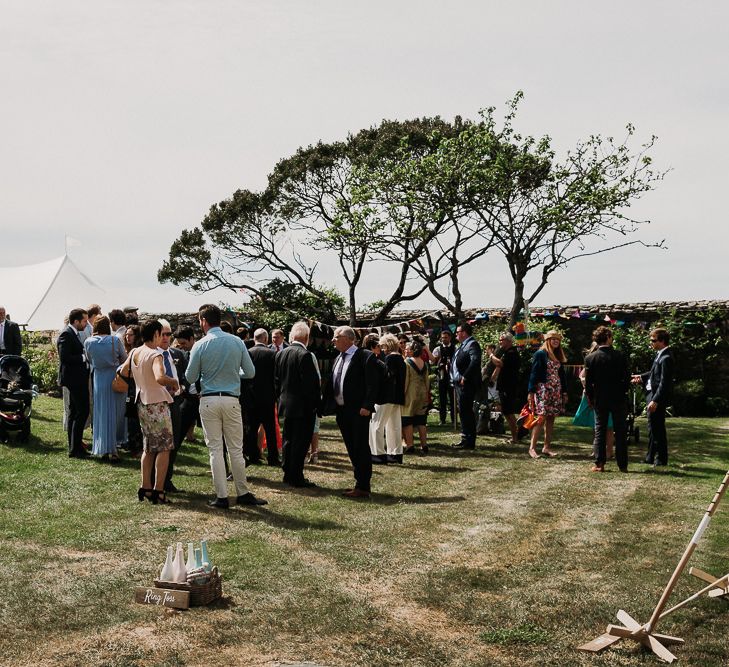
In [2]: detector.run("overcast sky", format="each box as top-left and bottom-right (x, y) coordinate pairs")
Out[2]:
(2, 1), (726, 314)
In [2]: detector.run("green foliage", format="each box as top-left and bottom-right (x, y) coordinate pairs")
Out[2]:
(613, 307), (729, 415)
(236, 278), (345, 331)
(20, 331), (57, 392)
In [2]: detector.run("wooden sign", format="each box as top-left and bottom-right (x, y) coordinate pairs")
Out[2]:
(135, 586), (190, 609)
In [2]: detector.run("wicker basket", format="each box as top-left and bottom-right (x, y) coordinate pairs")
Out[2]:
(155, 566), (222, 606)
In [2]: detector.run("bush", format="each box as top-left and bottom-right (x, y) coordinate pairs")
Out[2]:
(20, 331), (58, 393)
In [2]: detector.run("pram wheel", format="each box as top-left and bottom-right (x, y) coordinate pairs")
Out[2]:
(18, 421), (30, 443)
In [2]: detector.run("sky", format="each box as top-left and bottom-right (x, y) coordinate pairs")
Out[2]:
(1, 1), (727, 315)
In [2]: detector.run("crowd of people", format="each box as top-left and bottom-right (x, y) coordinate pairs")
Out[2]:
(45, 300), (676, 508)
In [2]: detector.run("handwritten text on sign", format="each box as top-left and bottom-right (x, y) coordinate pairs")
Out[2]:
(134, 586), (190, 609)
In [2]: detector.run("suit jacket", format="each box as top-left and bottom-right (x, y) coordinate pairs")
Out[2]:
(452, 337), (482, 390)
(167, 347), (189, 394)
(641, 347), (674, 406)
(57, 325), (89, 389)
(323, 348), (379, 414)
(384, 352), (406, 405)
(248, 343), (276, 406)
(1, 320), (22, 356)
(269, 342), (289, 353)
(584, 346), (630, 407)
(275, 343), (320, 419)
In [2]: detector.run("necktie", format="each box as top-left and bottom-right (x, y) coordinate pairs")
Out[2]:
(163, 351), (174, 378)
(333, 352), (346, 396)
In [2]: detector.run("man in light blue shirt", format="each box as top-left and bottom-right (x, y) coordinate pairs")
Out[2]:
(186, 304), (267, 508)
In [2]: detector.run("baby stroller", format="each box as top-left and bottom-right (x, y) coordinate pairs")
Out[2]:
(476, 384), (505, 436)
(0, 355), (35, 443)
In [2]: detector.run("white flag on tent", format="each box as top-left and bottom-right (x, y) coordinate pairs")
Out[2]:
(65, 235), (82, 248)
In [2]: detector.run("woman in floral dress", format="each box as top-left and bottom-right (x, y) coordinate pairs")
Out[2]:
(527, 330), (568, 458)
(117, 320), (178, 504)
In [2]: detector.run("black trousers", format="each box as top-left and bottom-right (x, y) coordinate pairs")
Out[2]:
(282, 414), (316, 484)
(66, 382), (90, 456)
(164, 396), (184, 489)
(456, 385), (477, 447)
(438, 378), (455, 424)
(244, 399), (279, 465)
(646, 394), (668, 465)
(178, 394), (200, 444)
(336, 406), (373, 492)
(593, 400), (628, 468)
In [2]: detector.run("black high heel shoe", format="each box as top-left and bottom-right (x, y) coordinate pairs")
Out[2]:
(150, 490), (171, 505)
(137, 487), (152, 502)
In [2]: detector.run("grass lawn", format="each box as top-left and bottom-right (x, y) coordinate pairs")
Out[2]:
(1, 396), (728, 667)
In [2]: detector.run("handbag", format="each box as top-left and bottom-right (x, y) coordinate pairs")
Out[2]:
(112, 343), (133, 394)
(516, 402), (543, 430)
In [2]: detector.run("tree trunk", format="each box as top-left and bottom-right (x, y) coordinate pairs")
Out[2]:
(509, 277), (525, 328)
(348, 285), (357, 327)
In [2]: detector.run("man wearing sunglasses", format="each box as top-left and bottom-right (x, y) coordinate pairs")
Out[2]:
(632, 328), (674, 466)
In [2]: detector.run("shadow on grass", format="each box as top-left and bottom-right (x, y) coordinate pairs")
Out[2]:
(169, 493), (343, 531)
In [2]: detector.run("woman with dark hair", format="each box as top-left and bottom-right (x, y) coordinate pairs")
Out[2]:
(527, 330), (568, 458)
(118, 319), (179, 503)
(123, 325), (141, 355)
(119, 325), (143, 456)
(84, 316), (127, 461)
(401, 339), (430, 455)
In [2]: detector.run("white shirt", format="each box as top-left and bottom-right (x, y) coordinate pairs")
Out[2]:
(332, 344), (357, 406)
(0, 321), (4, 350)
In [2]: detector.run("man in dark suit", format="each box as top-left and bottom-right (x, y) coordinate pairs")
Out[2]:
(584, 326), (630, 472)
(274, 322), (321, 487)
(269, 329), (289, 353)
(245, 328), (280, 466)
(57, 308), (90, 458)
(324, 326), (379, 498)
(0, 307), (22, 357)
(633, 327), (674, 466)
(173, 326), (200, 445)
(451, 322), (482, 450)
(159, 319), (187, 492)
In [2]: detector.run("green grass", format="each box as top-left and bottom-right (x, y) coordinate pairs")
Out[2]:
(1, 396), (728, 666)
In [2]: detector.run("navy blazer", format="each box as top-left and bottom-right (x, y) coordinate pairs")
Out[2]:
(528, 349), (567, 394)
(641, 348), (674, 406)
(57, 325), (89, 389)
(452, 337), (482, 389)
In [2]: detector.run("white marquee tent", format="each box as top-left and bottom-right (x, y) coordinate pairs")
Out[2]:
(0, 254), (105, 330)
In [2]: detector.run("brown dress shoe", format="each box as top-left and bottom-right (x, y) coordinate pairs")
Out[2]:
(590, 464), (605, 473)
(341, 488), (370, 499)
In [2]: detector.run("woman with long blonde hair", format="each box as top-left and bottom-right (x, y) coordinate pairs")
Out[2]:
(527, 330), (568, 458)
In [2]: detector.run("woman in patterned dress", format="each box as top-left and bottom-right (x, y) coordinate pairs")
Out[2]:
(527, 330), (568, 459)
(117, 320), (178, 504)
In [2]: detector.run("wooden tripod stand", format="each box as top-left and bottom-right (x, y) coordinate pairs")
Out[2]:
(578, 468), (729, 663)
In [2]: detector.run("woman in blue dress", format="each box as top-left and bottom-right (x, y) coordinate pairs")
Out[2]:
(84, 316), (127, 460)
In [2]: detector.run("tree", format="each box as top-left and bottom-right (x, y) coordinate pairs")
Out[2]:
(454, 93), (666, 325)
(157, 189), (342, 322)
(357, 117), (494, 320)
(238, 278), (345, 331)
(268, 118), (464, 325)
